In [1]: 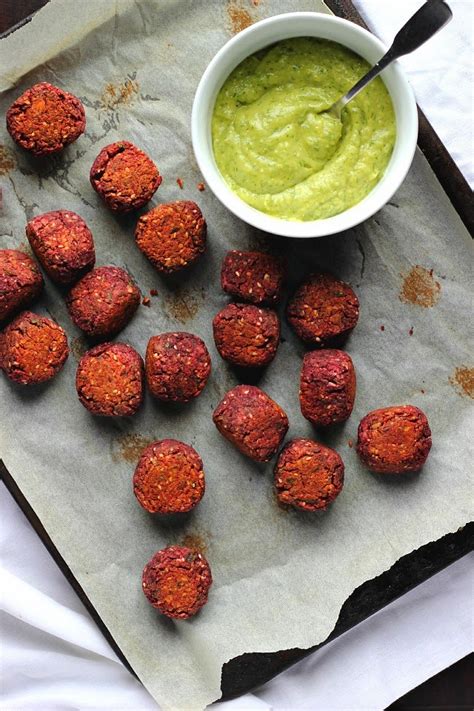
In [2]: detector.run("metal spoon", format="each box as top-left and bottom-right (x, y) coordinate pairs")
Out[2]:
(327, 0), (453, 120)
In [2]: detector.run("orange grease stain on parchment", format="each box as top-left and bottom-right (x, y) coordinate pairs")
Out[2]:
(399, 265), (441, 308)
(227, 1), (256, 34)
(101, 78), (138, 109)
(70, 337), (88, 361)
(113, 434), (153, 463)
(449, 366), (474, 399)
(180, 531), (210, 555)
(164, 287), (204, 324)
(0, 144), (15, 176)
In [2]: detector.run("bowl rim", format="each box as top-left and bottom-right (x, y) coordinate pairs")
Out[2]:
(191, 12), (418, 238)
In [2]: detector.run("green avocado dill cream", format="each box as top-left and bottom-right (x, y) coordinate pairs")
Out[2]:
(212, 38), (396, 221)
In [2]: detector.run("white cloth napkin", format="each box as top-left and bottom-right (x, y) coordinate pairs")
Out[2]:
(1, 2), (473, 709)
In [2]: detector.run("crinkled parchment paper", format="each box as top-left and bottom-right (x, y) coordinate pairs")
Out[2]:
(0, 1), (472, 709)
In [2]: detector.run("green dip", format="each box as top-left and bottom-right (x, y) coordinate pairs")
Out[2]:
(212, 38), (396, 221)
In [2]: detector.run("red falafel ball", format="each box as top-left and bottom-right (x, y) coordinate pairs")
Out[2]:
(213, 302), (280, 368)
(142, 545), (212, 619)
(221, 250), (286, 305)
(90, 141), (161, 212)
(300, 350), (356, 427)
(357, 405), (432, 474)
(0, 310), (68, 384)
(0, 249), (43, 322)
(76, 342), (144, 416)
(145, 332), (211, 402)
(133, 439), (205, 513)
(6, 83), (85, 157)
(287, 272), (359, 346)
(213, 384), (289, 462)
(26, 210), (95, 286)
(274, 438), (344, 511)
(66, 266), (140, 339)
(135, 201), (206, 274)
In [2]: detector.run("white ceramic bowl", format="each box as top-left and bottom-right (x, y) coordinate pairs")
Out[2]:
(192, 12), (418, 238)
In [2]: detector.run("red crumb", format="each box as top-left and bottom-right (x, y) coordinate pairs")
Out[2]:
(150, 289), (158, 297)
(142, 296), (151, 307)
(177, 178), (184, 189)
(348, 439), (353, 448)
(409, 327), (414, 336)
(197, 182), (205, 191)
(380, 325), (385, 331)
(421, 389), (425, 394)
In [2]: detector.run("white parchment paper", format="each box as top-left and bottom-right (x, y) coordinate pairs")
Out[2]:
(0, 1), (472, 709)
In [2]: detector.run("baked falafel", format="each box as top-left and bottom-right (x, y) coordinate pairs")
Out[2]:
(133, 439), (205, 513)
(76, 342), (144, 416)
(0, 310), (68, 384)
(6, 83), (85, 157)
(26, 210), (95, 286)
(213, 384), (288, 462)
(212, 302), (280, 368)
(135, 201), (206, 274)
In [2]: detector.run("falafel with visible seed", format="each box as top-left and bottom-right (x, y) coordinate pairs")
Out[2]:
(0, 250), (43, 322)
(0, 310), (68, 384)
(6, 83), (85, 157)
(300, 349), (356, 426)
(26, 210), (95, 286)
(221, 250), (285, 305)
(213, 384), (288, 462)
(142, 545), (212, 619)
(90, 141), (161, 212)
(274, 438), (344, 511)
(135, 201), (206, 274)
(357, 405), (432, 474)
(145, 332), (211, 402)
(76, 342), (144, 416)
(213, 302), (280, 368)
(66, 266), (140, 339)
(133, 439), (205, 513)
(287, 272), (359, 346)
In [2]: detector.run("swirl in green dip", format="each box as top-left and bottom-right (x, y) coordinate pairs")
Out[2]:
(212, 38), (396, 221)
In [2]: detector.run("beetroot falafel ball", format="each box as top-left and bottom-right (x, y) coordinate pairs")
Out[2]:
(300, 349), (356, 426)
(26, 210), (95, 286)
(274, 438), (344, 511)
(133, 439), (205, 513)
(66, 266), (140, 339)
(0, 249), (43, 322)
(287, 272), (359, 346)
(76, 342), (144, 416)
(6, 83), (85, 157)
(213, 384), (288, 462)
(135, 201), (206, 274)
(146, 332), (211, 402)
(212, 302), (280, 368)
(142, 545), (212, 619)
(90, 141), (161, 213)
(0, 310), (68, 384)
(221, 250), (286, 305)
(357, 405), (432, 474)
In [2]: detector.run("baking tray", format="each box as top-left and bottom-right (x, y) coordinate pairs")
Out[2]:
(1, 0), (473, 701)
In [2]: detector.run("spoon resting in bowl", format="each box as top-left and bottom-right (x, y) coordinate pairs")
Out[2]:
(327, 0), (452, 120)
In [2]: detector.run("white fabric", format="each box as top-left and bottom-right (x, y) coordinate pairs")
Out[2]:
(353, 0), (474, 188)
(1, 484), (473, 710)
(1, 2), (473, 710)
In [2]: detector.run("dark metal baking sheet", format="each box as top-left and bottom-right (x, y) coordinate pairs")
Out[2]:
(1, 0), (473, 702)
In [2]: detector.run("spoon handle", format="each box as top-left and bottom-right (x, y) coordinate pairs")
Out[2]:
(338, 0), (453, 111)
